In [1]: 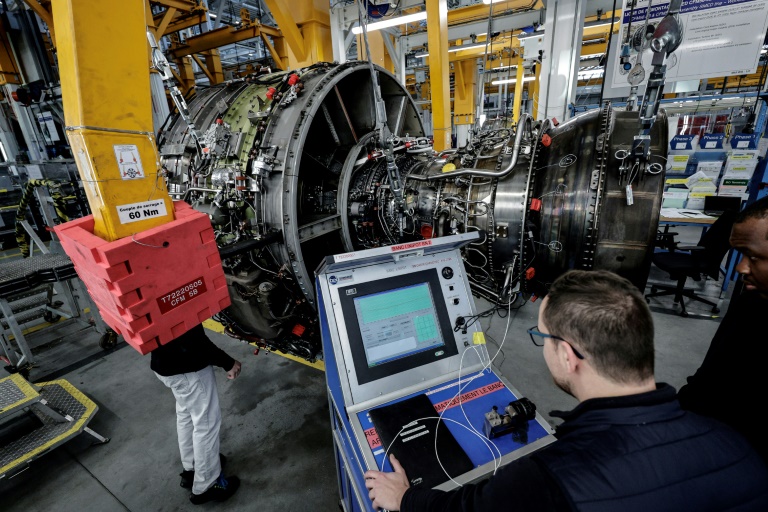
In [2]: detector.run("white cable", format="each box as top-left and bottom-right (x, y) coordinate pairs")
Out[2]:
(379, 415), (502, 486)
(435, 297), (517, 478)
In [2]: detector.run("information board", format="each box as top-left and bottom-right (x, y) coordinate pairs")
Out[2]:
(611, 0), (768, 89)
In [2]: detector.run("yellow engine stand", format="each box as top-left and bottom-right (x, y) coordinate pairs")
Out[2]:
(52, 0), (174, 241)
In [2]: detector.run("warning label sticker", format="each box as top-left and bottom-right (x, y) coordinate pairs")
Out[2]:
(157, 277), (207, 314)
(116, 199), (168, 224)
(114, 144), (145, 180)
(365, 427), (381, 450)
(390, 240), (433, 252)
(432, 381), (505, 413)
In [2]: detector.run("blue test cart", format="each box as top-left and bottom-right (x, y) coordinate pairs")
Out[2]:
(316, 233), (556, 512)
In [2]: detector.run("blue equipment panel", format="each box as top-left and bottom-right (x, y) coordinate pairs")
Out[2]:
(357, 370), (552, 473)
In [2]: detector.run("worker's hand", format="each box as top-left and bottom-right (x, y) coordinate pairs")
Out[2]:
(227, 360), (242, 380)
(364, 454), (409, 511)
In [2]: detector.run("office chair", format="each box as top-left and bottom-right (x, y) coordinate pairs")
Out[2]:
(645, 210), (738, 317)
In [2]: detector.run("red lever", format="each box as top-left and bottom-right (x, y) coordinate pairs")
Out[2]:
(525, 267), (536, 280)
(530, 198), (542, 211)
(541, 134), (552, 147)
(266, 87), (276, 100)
(287, 73), (300, 86)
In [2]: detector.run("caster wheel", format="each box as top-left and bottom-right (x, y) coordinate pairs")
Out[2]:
(99, 331), (118, 350)
(711, 307), (720, 314)
(44, 301), (63, 323)
(680, 311), (689, 318)
(43, 311), (61, 323)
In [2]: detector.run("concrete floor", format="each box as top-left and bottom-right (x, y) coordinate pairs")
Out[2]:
(0, 225), (731, 511)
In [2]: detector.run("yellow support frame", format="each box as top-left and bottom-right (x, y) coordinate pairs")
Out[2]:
(453, 60), (476, 126)
(357, 31), (394, 73)
(262, 0), (332, 68)
(53, 0), (174, 241)
(427, 0), (451, 152)
(512, 54), (525, 123)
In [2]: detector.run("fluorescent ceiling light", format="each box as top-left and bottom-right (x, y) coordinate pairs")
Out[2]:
(415, 51), (429, 58)
(208, 13), (217, 18)
(351, 11), (427, 34)
(492, 76), (535, 85)
(449, 42), (487, 53)
(584, 17), (620, 29)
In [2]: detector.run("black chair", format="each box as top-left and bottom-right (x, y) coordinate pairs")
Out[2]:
(645, 210), (738, 317)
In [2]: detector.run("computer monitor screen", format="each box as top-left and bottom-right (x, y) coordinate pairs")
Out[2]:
(338, 269), (457, 385)
(704, 195), (742, 213)
(354, 282), (445, 367)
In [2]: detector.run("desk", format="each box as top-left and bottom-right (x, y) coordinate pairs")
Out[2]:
(658, 215), (739, 294)
(659, 215), (715, 225)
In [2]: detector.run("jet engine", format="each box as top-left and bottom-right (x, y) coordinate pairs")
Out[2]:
(158, 61), (666, 362)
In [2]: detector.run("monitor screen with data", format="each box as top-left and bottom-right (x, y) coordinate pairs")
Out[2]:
(338, 269), (457, 385)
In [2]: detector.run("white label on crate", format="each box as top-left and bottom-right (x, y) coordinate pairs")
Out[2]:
(705, 141), (716, 149)
(113, 144), (145, 180)
(116, 199), (167, 224)
(737, 140), (750, 149)
(626, 185), (634, 206)
(675, 143), (687, 150)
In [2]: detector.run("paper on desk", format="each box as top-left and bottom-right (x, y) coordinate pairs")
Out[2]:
(660, 208), (715, 219)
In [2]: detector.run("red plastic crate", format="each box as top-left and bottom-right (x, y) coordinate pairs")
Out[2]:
(55, 201), (231, 354)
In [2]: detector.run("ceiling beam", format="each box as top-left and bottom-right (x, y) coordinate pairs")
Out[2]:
(167, 23), (282, 60)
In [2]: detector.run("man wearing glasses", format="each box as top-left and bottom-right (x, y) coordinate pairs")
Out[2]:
(364, 270), (768, 511)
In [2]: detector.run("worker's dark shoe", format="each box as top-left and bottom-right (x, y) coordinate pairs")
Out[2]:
(189, 474), (240, 504)
(179, 454), (228, 489)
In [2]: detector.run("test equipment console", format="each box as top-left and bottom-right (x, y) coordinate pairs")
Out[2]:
(317, 233), (556, 511)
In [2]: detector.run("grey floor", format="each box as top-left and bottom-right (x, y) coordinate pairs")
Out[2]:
(0, 225), (731, 511)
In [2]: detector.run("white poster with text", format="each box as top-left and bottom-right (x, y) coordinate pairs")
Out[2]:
(612, 0), (768, 88)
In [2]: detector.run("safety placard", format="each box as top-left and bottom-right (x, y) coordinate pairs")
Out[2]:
(157, 277), (207, 314)
(114, 144), (145, 180)
(116, 199), (168, 224)
(612, 0), (768, 88)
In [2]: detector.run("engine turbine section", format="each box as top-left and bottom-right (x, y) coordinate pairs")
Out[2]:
(158, 61), (666, 363)
(159, 62), (424, 361)
(341, 104), (666, 303)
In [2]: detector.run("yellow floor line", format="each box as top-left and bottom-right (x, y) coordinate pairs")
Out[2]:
(202, 319), (325, 371)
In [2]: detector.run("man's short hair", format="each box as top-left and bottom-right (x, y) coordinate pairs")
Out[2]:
(543, 270), (654, 384)
(735, 196), (768, 225)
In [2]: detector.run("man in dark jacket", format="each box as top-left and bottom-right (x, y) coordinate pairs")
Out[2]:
(364, 270), (768, 512)
(678, 195), (768, 463)
(152, 323), (242, 505)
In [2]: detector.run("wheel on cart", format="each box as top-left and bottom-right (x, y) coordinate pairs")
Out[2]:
(99, 330), (118, 350)
(43, 301), (63, 323)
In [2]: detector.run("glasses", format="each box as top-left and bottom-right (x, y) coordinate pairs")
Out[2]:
(527, 325), (585, 360)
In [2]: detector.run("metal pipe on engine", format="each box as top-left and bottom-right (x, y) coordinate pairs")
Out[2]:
(408, 114), (532, 181)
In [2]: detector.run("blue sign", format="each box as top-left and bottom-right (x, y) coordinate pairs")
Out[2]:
(671, 134), (697, 151)
(730, 133), (760, 150)
(700, 133), (725, 150)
